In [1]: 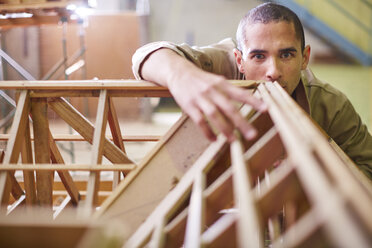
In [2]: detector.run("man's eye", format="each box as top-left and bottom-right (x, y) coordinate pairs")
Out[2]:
(252, 54), (265, 60)
(281, 52), (293, 59)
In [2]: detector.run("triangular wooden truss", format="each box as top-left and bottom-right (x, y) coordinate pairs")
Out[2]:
(122, 82), (372, 247)
(0, 80), (223, 222)
(0, 80), (371, 247)
(0, 89), (136, 216)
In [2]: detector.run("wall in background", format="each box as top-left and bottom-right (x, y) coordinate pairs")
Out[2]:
(145, 0), (332, 61)
(311, 65), (372, 130)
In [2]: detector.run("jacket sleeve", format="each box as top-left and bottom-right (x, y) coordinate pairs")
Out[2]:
(131, 38), (241, 80)
(328, 94), (372, 180)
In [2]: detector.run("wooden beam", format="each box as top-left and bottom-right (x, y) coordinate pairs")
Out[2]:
(0, 80), (256, 91)
(0, 150), (4, 163)
(53, 196), (73, 220)
(231, 139), (263, 248)
(0, 1), (88, 11)
(107, 97), (126, 153)
(124, 135), (227, 247)
(21, 117), (37, 206)
(107, 97), (126, 188)
(48, 97), (134, 164)
(6, 195), (26, 216)
(0, 164), (135, 172)
(31, 98), (53, 208)
(258, 82), (371, 248)
(0, 90), (29, 212)
(184, 173), (205, 248)
(0, 134), (161, 142)
(85, 90), (109, 214)
(95, 114), (211, 239)
(48, 129), (80, 205)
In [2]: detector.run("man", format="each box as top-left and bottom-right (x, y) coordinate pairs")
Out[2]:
(132, 3), (372, 179)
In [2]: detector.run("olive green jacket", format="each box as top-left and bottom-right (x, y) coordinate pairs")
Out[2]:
(132, 38), (372, 179)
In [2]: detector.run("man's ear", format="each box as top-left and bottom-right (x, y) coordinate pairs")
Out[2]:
(233, 48), (245, 73)
(301, 45), (311, 70)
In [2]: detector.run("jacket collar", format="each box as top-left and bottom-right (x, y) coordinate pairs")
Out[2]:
(292, 68), (312, 115)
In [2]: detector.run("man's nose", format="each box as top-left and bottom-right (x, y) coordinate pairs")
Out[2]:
(266, 58), (281, 82)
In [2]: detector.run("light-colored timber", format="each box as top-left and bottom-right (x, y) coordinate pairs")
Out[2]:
(0, 80), (254, 218)
(0, 1), (90, 28)
(0, 80), (370, 248)
(124, 82), (372, 248)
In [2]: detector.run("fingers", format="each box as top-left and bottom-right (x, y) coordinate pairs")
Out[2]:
(208, 88), (258, 141)
(224, 83), (267, 112)
(182, 80), (264, 143)
(197, 96), (235, 142)
(186, 102), (217, 141)
(168, 71), (265, 143)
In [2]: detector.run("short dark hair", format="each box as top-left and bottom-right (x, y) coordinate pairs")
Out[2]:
(236, 3), (305, 55)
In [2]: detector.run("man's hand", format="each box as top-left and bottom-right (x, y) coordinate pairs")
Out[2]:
(141, 48), (267, 142)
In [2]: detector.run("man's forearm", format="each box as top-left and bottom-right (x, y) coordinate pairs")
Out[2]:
(137, 47), (266, 142)
(141, 48), (198, 89)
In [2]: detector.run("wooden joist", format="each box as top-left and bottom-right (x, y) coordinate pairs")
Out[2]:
(124, 81), (372, 248)
(1, 80), (251, 218)
(0, 0), (90, 28)
(0, 134), (161, 142)
(1, 80), (369, 248)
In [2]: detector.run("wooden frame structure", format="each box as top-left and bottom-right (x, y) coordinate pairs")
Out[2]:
(0, 80), (254, 218)
(122, 82), (372, 247)
(0, 80), (371, 247)
(0, 0), (90, 28)
(0, 81), (152, 217)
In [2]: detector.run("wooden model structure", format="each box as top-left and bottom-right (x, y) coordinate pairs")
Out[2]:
(0, 80), (371, 247)
(0, 0), (90, 28)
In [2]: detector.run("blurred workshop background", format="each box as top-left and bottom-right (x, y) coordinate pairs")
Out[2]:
(0, 0), (371, 163)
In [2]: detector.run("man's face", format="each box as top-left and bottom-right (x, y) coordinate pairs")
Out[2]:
(234, 21), (310, 95)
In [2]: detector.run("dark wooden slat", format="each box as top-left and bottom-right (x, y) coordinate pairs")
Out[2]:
(31, 98), (53, 207)
(47, 97), (134, 164)
(49, 129), (80, 205)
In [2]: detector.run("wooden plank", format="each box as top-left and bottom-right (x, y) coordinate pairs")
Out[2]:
(0, 16), (71, 29)
(123, 81), (372, 247)
(53, 196), (72, 220)
(48, 97), (133, 164)
(244, 127), (284, 179)
(31, 98), (53, 207)
(201, 213), (236, 247)
(30, 90), (172, 98)
(164, 208), (188, 247)
(0, 218), (90, 248)
(0, 164), (135, 171)
(271, 209), (323, 248)
(204, 167), (233, 227)
(107, 97), (126, 152)
(149, 219), (166, 248)
(0, 133), (161, 142)
(0, 1), (88, 11)
(124, 135), (226, 247)
(258, 83), (370, 248)
(85, 90), (109, 214)
(0, 90), (29, 212)
(184, 173), (205, 248)
(21, 117), (37, 206)
(49, 129), (80, 205)
(0, 150), (4, 163)
(107, 97), (126, 188)
(231, 139), (263, 248)
(0, 80), (256, 90)
(270, 82), (372, 232)
(256, 163), (299, 224)
(95, 115), (210, 235)
(6, 195), (26, 216)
